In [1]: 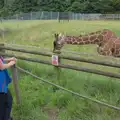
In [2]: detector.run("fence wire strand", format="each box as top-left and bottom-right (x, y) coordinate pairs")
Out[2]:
(17, 66), (120, 111)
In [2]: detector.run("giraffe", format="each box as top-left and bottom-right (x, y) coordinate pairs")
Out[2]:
(53, 29), (117, 53)
(96, 37), (120, 57)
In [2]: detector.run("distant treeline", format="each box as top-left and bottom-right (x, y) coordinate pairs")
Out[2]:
(0, 0), (120, 17)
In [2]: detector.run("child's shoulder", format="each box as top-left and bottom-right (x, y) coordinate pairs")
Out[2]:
(0, 56), (3, 60)
(0, 56), (3, 63)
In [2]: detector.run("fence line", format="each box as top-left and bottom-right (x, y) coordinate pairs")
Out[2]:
(5, 43), (102, 57)
(6, 43), (117, 63)
(1, 43), (120, 111)
(17, 66), (120, 111)
(1, 45), (120, 68)
(5, 43), (119, 66)
(1, 11), (120, 21)
(1, 51), (120, 79)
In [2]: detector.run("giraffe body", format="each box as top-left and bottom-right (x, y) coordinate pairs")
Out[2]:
(53, 29), (117, 53)
(97, 37), (120, 57)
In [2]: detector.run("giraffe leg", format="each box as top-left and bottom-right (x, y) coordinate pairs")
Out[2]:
(97, 46), (113, 56)
(98, 50), (113, 56)
(96, 46), (105, 55)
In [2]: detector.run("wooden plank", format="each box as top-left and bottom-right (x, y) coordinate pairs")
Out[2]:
(1, 52), (120, 79)
(1, 45), (120, 68)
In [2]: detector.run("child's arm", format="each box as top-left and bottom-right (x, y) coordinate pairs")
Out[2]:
(4, 57), (17, 63)
(0, 60), (16, 70)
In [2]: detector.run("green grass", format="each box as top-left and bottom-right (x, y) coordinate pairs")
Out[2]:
(1, 20), (120, 120)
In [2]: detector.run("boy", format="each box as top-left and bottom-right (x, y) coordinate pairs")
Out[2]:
(0, 56), (17, 120)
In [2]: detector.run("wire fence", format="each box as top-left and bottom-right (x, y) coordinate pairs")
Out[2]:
(1, 11), (120, 21)
(17, 66), (120, 111)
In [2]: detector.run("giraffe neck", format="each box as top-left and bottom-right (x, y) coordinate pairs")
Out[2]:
(62, 29), (116, 45)
(63, 34), (102, 45)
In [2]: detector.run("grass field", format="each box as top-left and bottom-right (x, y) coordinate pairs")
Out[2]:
(0, 20), (120, 120)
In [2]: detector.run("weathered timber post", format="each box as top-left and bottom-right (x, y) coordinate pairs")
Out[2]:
(56, 54), (61, 82)
(52, 51), (61, 84)
(11, 64), (21, 104)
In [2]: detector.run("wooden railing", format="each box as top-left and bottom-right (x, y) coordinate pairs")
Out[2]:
(1, 43), (120, 111)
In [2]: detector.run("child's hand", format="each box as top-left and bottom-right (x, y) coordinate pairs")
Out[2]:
(4, 57), (17, 63)
(9, 61), (16, 66)
(10, 57), (17, 62)
(0, 59), (16, 70)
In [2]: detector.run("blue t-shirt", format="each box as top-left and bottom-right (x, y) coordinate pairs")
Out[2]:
(0, 56), (12, 93)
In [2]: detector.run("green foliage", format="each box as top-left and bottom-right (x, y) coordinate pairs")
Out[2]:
(51, 90), (73, 108)
(12, 58), (120, 120)
(1, 0), (120, 16)
(0, 0), (4, 9)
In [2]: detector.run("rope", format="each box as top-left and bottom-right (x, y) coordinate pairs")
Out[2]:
(17, 66), (120, 111)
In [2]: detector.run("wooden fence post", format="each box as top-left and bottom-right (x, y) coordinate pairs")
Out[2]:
(11, 64), (21, 104)
(55, 55), (61, 82)
(52, 52), (61, 84)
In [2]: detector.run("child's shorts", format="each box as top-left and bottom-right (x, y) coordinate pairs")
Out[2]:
(0, 90), (13, 120)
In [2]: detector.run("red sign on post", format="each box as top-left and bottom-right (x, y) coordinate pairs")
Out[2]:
(52, 55), (59, 66)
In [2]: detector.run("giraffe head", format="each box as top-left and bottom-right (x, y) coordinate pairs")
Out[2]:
(53, 33), (65, 52)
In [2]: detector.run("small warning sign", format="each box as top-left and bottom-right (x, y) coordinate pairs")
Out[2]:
(52, 55), (59, 66)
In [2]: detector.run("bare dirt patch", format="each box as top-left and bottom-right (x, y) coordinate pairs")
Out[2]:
(42, 106), (59, 120)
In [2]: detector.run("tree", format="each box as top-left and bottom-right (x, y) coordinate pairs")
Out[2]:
(1, 0), (120, 16)
(110, 0), (120, 11)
